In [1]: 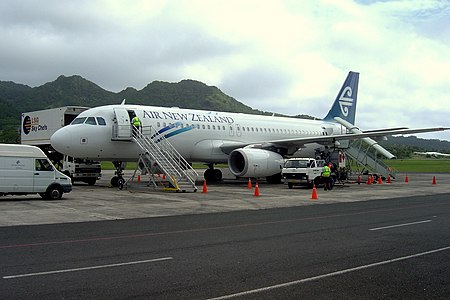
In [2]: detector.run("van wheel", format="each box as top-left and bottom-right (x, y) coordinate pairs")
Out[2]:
(46, 186), (63, 200)
(288, 183), (293, 189)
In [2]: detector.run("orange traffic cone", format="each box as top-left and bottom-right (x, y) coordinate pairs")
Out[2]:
(311, 184), (318, 200)
(247, 178), (252, 189)
(137, 175), (141, 183)
(405, 175), (409, 183)
(432, 176), (436, 185)
(357, 175), (362, 185)
(387, 175), (391, 184)
(202, 180), (208, 193)
(378, 177), (382, 184)
(367, 176), (372, 185)
(254, 182), (260, 196)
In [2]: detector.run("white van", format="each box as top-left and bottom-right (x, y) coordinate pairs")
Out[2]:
(0, 144), (72, 200)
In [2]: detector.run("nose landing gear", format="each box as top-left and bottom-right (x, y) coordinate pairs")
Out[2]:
(110, 161), (126, 187)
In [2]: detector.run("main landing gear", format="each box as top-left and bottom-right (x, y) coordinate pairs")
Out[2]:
(110, 161), (126, 188)
(203, 163), (223, 183)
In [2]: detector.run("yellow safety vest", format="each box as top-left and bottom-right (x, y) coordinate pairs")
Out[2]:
(132, 117), (141, 126)
(322, 165), (331, 177)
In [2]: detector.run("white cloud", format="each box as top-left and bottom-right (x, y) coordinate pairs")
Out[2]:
(0, 0), (449, 140)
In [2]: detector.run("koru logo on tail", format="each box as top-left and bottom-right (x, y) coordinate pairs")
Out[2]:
(339, 86), (353, 117)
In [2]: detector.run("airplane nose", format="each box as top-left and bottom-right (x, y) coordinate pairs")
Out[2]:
(51, 127), (72, 153)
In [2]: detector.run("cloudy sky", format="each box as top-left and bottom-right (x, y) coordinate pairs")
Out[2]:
(1, 0), (449, 140)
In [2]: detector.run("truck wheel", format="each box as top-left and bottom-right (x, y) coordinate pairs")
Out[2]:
(314, 177), (321, 188)
(46, 186), (63, 200)
(288, 183), (293, 189)
(86, 178), (96, 186)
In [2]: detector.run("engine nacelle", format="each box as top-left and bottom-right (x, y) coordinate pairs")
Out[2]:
(228, 148), (284, 177)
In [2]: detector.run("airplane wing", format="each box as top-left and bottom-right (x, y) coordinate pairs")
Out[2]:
(220, 127), (449, 154)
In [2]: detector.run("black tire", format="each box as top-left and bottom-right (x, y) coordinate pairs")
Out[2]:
(118, 178), (124, 190)
(86, 178), (96, 186)
(213, 169), (223, 182)
(314, 177), (321, 187)
(266, 173), (282, 184)
(204, 169), (223, 183)
(46, 186), (63, 200)
(111, 176), (119, 187)
(288, 183), (293, 189)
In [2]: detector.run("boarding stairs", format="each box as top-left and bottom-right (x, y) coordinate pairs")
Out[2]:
(129, 126), (198, 192)
(344, 140), (397, 179)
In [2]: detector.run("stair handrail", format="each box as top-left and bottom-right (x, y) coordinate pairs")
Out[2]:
(133, 126), (198, 187)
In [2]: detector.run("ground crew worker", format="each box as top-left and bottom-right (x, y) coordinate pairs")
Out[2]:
(322, 164), (332, 191)
(132, 115), (141, 134)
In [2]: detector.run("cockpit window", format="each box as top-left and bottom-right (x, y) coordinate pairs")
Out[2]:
(96, 117), (106, 125)
(71, 117), (86, 125)
(85, 117), (97, 125)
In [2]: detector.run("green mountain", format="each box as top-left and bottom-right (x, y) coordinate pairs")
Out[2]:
(0, 75), (448, 156)
(0, 75), (264, 143)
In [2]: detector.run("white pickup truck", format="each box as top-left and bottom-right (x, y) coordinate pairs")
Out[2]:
(281, 158), (327, 189)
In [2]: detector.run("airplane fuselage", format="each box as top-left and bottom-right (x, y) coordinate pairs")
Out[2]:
(51, 104), (344, 162)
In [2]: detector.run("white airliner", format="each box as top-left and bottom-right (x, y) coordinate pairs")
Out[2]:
(414, 151), (450, 158)
(51, 71), (448, 184)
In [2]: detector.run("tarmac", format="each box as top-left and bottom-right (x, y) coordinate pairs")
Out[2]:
(0, 169), (448, 227)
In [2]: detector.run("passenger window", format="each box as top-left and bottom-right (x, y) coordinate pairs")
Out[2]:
(35, 159), (53, 172)
(85, 117), (97, 125)
(96, 117), (106, 125)
(71, 117), (86, 125)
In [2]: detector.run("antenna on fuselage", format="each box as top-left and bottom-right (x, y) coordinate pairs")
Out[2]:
(120, 99), (126, 105)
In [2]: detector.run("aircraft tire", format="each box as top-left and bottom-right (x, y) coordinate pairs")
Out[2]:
(118, 179), (124, 190)
(204, 169), (223, 183)
(266, 173), (282, 184)
(111, 176), (119, 187)
(213, 169), (223, 181)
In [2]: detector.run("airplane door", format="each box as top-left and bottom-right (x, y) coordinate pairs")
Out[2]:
(236, 124), (242, 137)
(113, 108), (131, 139)
(229, 124), (234, 136)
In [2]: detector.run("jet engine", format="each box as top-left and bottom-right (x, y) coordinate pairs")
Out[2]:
(228, 148), (284, 178)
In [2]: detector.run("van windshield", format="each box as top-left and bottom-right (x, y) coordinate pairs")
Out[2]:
(285, 160), (308, 168)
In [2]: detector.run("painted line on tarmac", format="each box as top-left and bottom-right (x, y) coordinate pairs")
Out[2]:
(1, 202), (449, 249)
(207, 246), (450, 300)
(369, 219), (432, 231)
(3, 257), (173, 279)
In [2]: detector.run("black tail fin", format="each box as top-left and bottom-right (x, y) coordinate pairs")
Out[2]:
(323, 71), (359, 124)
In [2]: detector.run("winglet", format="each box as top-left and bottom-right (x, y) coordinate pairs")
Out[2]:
(120, 99), (126, 105)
